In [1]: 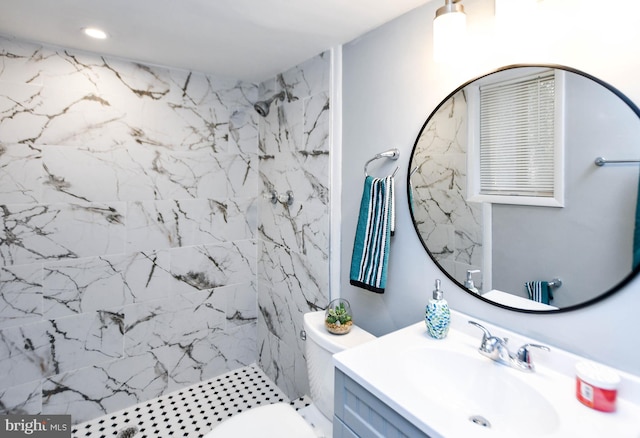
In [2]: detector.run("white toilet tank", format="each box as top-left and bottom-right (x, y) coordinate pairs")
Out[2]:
(303, 310), (375, 420)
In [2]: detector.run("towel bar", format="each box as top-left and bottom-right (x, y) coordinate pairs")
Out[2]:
(364, 148), (400, 177)
(524, 278), (562, 288)
(594, 156), (640, 166)
(548, 278), (562, 288)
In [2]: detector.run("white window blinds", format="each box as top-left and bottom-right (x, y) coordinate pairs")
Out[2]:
(479, 71), (556, 197)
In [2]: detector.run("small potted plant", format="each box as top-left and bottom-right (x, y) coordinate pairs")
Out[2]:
(325, 299), (353, 335)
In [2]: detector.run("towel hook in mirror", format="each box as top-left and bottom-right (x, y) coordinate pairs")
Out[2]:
(364, 148), (400, 177)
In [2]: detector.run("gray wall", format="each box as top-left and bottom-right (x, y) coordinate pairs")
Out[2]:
(340, 0), (640, 375)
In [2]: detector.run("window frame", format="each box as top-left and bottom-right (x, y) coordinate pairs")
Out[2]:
(466, 67), (565, 207)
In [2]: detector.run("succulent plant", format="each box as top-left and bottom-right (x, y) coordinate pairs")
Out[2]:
(326, 301), (352, 325)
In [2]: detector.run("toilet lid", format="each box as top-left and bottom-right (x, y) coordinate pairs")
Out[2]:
(203, 403), (317, 438)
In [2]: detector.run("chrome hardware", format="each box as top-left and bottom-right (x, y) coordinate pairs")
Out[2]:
(364, 148), (400, 177)
(278, 190), (294, 206)
(595, 156), (640, 166)
(468, 321), (550, 372)
(266, 189), (278, 204)
(264, 189), (294, 206)
(515, 343), (550, 371)
(464, 269), (481, 293)
(300, 329), (306, 341)
(547, 278), (562, 288)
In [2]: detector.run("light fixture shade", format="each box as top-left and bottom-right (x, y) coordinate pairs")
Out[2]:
(433, 2), (466, 63)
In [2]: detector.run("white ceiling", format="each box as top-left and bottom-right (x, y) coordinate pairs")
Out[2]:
(0, 0), (432, 83)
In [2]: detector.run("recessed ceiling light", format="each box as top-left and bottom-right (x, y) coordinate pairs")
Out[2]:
(83, 27), (108, 40)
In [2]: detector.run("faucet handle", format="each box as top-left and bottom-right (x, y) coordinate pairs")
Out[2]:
(516, 343), (550, 366)
(468, 321), (496, 352)
(468, 320), (491, 340)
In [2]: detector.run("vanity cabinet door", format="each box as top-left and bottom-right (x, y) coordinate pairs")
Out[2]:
(334, 368), (429, 438)
(333, 415), (359, 438)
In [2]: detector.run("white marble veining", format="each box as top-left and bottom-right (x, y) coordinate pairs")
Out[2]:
(410, 89), (483, 286)
(0, 35), (261, 424)
(256, 53), (331, 399)
(42, 251), (171, 318)
(0, 35), (330, 424)
(0, 263), (43, 329)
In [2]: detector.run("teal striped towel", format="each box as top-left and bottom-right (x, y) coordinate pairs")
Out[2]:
(525, 281), (553, 305)
(350, 175), (395, 293)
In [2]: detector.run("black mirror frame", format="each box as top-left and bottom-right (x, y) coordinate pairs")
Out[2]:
(407, 63), (640, 314)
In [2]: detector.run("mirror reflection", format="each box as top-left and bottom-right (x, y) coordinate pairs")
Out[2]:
(409, 65), (640, 312)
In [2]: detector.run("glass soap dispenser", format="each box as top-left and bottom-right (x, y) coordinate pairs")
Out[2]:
(425, 279), (450, 339)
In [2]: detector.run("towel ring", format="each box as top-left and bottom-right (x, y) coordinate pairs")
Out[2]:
(364, 148), (400, 177)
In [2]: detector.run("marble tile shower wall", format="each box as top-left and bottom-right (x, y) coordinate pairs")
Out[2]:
(256, 53), (331, 399)
(0, 36), (260, 423)
(410, 90), (483, 286)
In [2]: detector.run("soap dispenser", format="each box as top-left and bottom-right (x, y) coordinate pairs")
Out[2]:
(464, 269), (481, 294)
(425, 279), (450, 339)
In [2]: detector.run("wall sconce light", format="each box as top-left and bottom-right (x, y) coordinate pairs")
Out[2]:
(433, 0), (466, 63)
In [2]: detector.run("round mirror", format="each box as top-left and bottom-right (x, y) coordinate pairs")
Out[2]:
(408, 64), (640, 313)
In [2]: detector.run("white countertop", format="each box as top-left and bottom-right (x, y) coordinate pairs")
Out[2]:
(482, 289), (558, 310)
(333, 310), (640, 438)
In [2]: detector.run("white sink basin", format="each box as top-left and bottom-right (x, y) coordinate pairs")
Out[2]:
(333, 310), (640, 438)
(402, 346), (560, 436)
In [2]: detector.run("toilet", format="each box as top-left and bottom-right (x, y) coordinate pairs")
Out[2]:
(204, 310), (375, 437)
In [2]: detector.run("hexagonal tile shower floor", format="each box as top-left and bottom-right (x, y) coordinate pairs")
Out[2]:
(72, 364), (311, 438)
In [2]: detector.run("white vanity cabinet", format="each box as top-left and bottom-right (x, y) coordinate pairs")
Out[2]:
(332, 312), (640, 438)
(333, 368), (428, 438)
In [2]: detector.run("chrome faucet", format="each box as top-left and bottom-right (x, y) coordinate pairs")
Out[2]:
(468, 321), (550, 372)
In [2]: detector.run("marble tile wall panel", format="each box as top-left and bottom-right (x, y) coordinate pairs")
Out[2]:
(41, 321), (256, 423)
(124, 289), (226, 356)
(0, 202), (127, 266)
(0, 263), (42, 330)
(259, 151), (329, 256)
(40, 146), (257, 203)
(303, 91), (330, 153)
(0, 380), (42, 415)
(257, 240), (327, 397)
(168, 240), (256, 296)
(0, 40), (242, 152)
(0, 310), (124, 389)
(153, 321), (257, 394)
(221, 282), (258, 328)
(41, 355), (169, 423)
(410, 90), (483, 285)
(126, 197), (256, 252)
(256, 51), (331, 400)
(42, 251), (172, 319)
(257, 314), (302, 400)
(279, 52), (330, 102)
(0, 35), (259, 423)
(228, 87), (259, 155)
(0, 144), (43, 204)
(258, 98), (303, 154)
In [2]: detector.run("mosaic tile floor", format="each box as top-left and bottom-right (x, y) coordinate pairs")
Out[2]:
(72, 364), (312, 438)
